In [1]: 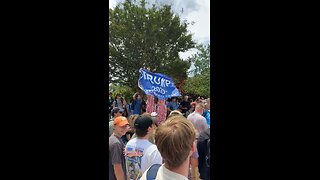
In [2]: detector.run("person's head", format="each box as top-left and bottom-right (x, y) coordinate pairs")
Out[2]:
(111, 107), (124, 118)
(135, 93), (141, 100)
(168, 110), (183, 118)
(134, 115), (155, 138)
(195, 102), (205, 115)
(151, 112), (158, 127)
(116, 94), (121, 100)
(184, 95), (188, 101)
(113, 116), (129, 136)
(128, 114), (139, 131)
(155, 115), (196, 169)
(171, 97), (176, 102)
(109, 92), (112, 98)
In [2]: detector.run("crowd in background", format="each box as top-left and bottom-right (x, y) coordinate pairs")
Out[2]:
(108, 91), (211, 180)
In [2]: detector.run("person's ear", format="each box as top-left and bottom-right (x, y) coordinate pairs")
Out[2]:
(189, 141), (196, 157)
(191, 141), (196, 153)
(147, 126), (152, 133)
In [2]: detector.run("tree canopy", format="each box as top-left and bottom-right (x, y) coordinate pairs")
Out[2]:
(109, 0), (195, 91)
(188, 44), (210, 76)
(183, 43), (210, 97)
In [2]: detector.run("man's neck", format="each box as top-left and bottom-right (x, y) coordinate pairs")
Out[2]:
(195, 110), (202, 114)
(164, 159), (190, 178)
(137, 134), (149, 140)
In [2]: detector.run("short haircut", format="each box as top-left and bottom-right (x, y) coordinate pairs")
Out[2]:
(155, 115), (196, 169)
(135, 128), (148, 137)
(196, 102), (205, 111)
(135, 115), (153, 137)
(168, 110), (183, 118)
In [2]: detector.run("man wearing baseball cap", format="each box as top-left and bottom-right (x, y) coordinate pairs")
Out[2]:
(109, 107), (124, 137)
(109, 116), (129, 180)
(124, 115), (163, 180)
(131, 113), (158, 143)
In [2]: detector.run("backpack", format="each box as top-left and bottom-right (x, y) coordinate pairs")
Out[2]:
(146, 164), (161, 180)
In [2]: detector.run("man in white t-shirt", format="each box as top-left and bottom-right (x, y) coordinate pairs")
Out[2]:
(124, 115), (163, 180)
(187, 103), (209, 138)
(140, 115), (197, 180)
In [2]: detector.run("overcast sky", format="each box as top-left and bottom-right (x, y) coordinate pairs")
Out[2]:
(109, 0), (210, 72)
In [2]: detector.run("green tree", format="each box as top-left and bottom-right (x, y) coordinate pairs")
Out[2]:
(109, 0), (195, 92)
(110, 84), (135, 102)
(183, 43), (210, 97)
(188, 44), (210, 75)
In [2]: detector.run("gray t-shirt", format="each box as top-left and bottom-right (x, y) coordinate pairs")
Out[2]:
(109, 134), (126, 180)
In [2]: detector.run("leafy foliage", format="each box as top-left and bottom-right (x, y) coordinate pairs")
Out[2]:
(188, 44), (210, 75)
(109, 0), (195, 91)
(110, 84), (135, 102)
(183, 43), (210, 97)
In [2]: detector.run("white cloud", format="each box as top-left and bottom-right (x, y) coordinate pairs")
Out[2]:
(185, 0), (210, 44)
(109, 0), (117, 9)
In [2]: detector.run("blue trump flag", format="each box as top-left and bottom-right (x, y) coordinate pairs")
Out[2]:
(138, 68), (181, 100)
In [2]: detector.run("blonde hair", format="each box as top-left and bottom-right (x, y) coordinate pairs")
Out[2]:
(155, 115), (196, 169)
(168, 110), (183, 118)
(195, 102), (205, 111)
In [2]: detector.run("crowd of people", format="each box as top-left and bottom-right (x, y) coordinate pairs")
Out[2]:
(108, 92), (211, 180)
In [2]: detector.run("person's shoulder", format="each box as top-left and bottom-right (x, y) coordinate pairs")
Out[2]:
(109, 136), (121, 146)
(109, 136), (116, 146)
(195, 113), (205, 119)
(109, 135), (117, 141)
(126, 138), (137, 146)
(148, 143), (160, 151)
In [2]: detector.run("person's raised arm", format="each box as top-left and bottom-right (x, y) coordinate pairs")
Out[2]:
(132, 92), (138, 100)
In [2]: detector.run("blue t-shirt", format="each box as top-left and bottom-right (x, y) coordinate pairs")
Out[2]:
(132, 99), (142, 115)
(167, 101), (179, 111)
(203, 110), (210, 126)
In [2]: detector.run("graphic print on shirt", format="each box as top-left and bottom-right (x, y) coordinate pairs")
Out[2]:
(125, 146), (144, 180)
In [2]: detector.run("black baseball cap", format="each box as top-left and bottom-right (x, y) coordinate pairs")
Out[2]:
(134, 115), (153, 131)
